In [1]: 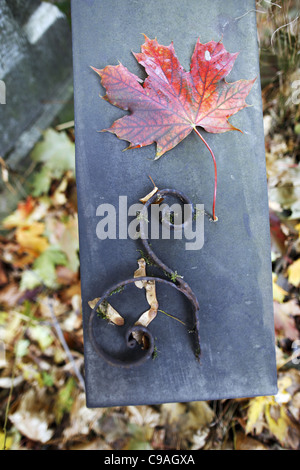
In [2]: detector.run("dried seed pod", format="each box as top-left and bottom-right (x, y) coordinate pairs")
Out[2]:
(88, 298), (124, 326)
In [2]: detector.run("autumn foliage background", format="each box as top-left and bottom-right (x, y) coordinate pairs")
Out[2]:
(1, 1), (300, 450)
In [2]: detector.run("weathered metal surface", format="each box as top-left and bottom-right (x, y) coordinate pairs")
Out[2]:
(71, 0), (278, 407)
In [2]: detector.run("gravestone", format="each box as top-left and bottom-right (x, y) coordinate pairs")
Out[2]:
(0, 0), (73, 168)
(71, 0), (278, 408)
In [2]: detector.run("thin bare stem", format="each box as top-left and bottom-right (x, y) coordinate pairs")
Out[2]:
(193, 127), (218, 221)
(46, 299), (85, 391)
(2, 363), (16, 450)
(158, 309), (186, 326)
(271, 15), (300, 49)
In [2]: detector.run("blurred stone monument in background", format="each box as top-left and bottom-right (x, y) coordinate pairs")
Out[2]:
(0, 0), (73, 171)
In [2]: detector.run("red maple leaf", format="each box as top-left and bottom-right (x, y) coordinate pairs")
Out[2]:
(92, 36), (255, 220)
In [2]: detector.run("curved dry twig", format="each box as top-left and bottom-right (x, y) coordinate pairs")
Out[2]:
(88, 189), (201, 368)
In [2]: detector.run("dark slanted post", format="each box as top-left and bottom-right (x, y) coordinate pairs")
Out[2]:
(71, 0), (277, 408)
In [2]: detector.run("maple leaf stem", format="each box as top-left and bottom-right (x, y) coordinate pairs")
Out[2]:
(193, 127), (218, 221)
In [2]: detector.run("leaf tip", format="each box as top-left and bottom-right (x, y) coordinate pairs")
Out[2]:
(141, 33), (150, 42)
(90, 65), (102, 76)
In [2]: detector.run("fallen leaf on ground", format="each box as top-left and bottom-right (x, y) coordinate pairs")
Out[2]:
(265, 403), (295, 447)
(160, 401), (214, 447)
(27, 324), (55, 351)
(246, 396), (269, 435)
(45, 214), (79, 273)
(0, 261), (8, 286)
(20, 247), (68, 290)
(16, 223), (49, 255)
(246, 370), (300, 449)
(0, 283), (23, 308)
(54, 377), (77, 425)
(235, 432), (268, 450)
(63, 391), (104, 440)
(126, 405), (160, 429)
(2, 197), (35, 228)
(273, 301), (300, 341)
(9, 389), (54, 443)
(3, 197), (49, 229)
(272, 273), (288, 303)
(30, 129), (75, 196)
(288, 258), (300, 287)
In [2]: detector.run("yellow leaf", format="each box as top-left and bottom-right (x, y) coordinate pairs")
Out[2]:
(246, 396), (269, 435)
(3, 197), (35, 228)
(3, 198), (50, 229)
(0, 432), (12, 450)
(265, 403), (291, 445)
(16, 223), (49, 254)
(287, 258), (300, 287)
(272, 274), (288, 303)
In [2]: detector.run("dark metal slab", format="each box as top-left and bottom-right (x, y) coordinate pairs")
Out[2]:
(71, 0), (278, 407)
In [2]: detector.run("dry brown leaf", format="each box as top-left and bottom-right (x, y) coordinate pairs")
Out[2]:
(63, 392), (104, 440)
(39, 296), (69, 319)
(56, 265), (78, 285)
(9, 389), (54, 443)
(59, 281), (81, 304)
(126, 405), (160, 428)
(2, 242), (37, 269)
(190, 428), (210, 450)
(16, 223), (49, 254)
(160, 401), (214, 443)
(0, 261), (8, 286)
(0, 283), (23, 308)
(68, 439), (112, 450)
(51, 173), (71, 206)
(235, 431), (268, 450)
(289, 392), (300, 422)
(273, 301), (300, 341)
